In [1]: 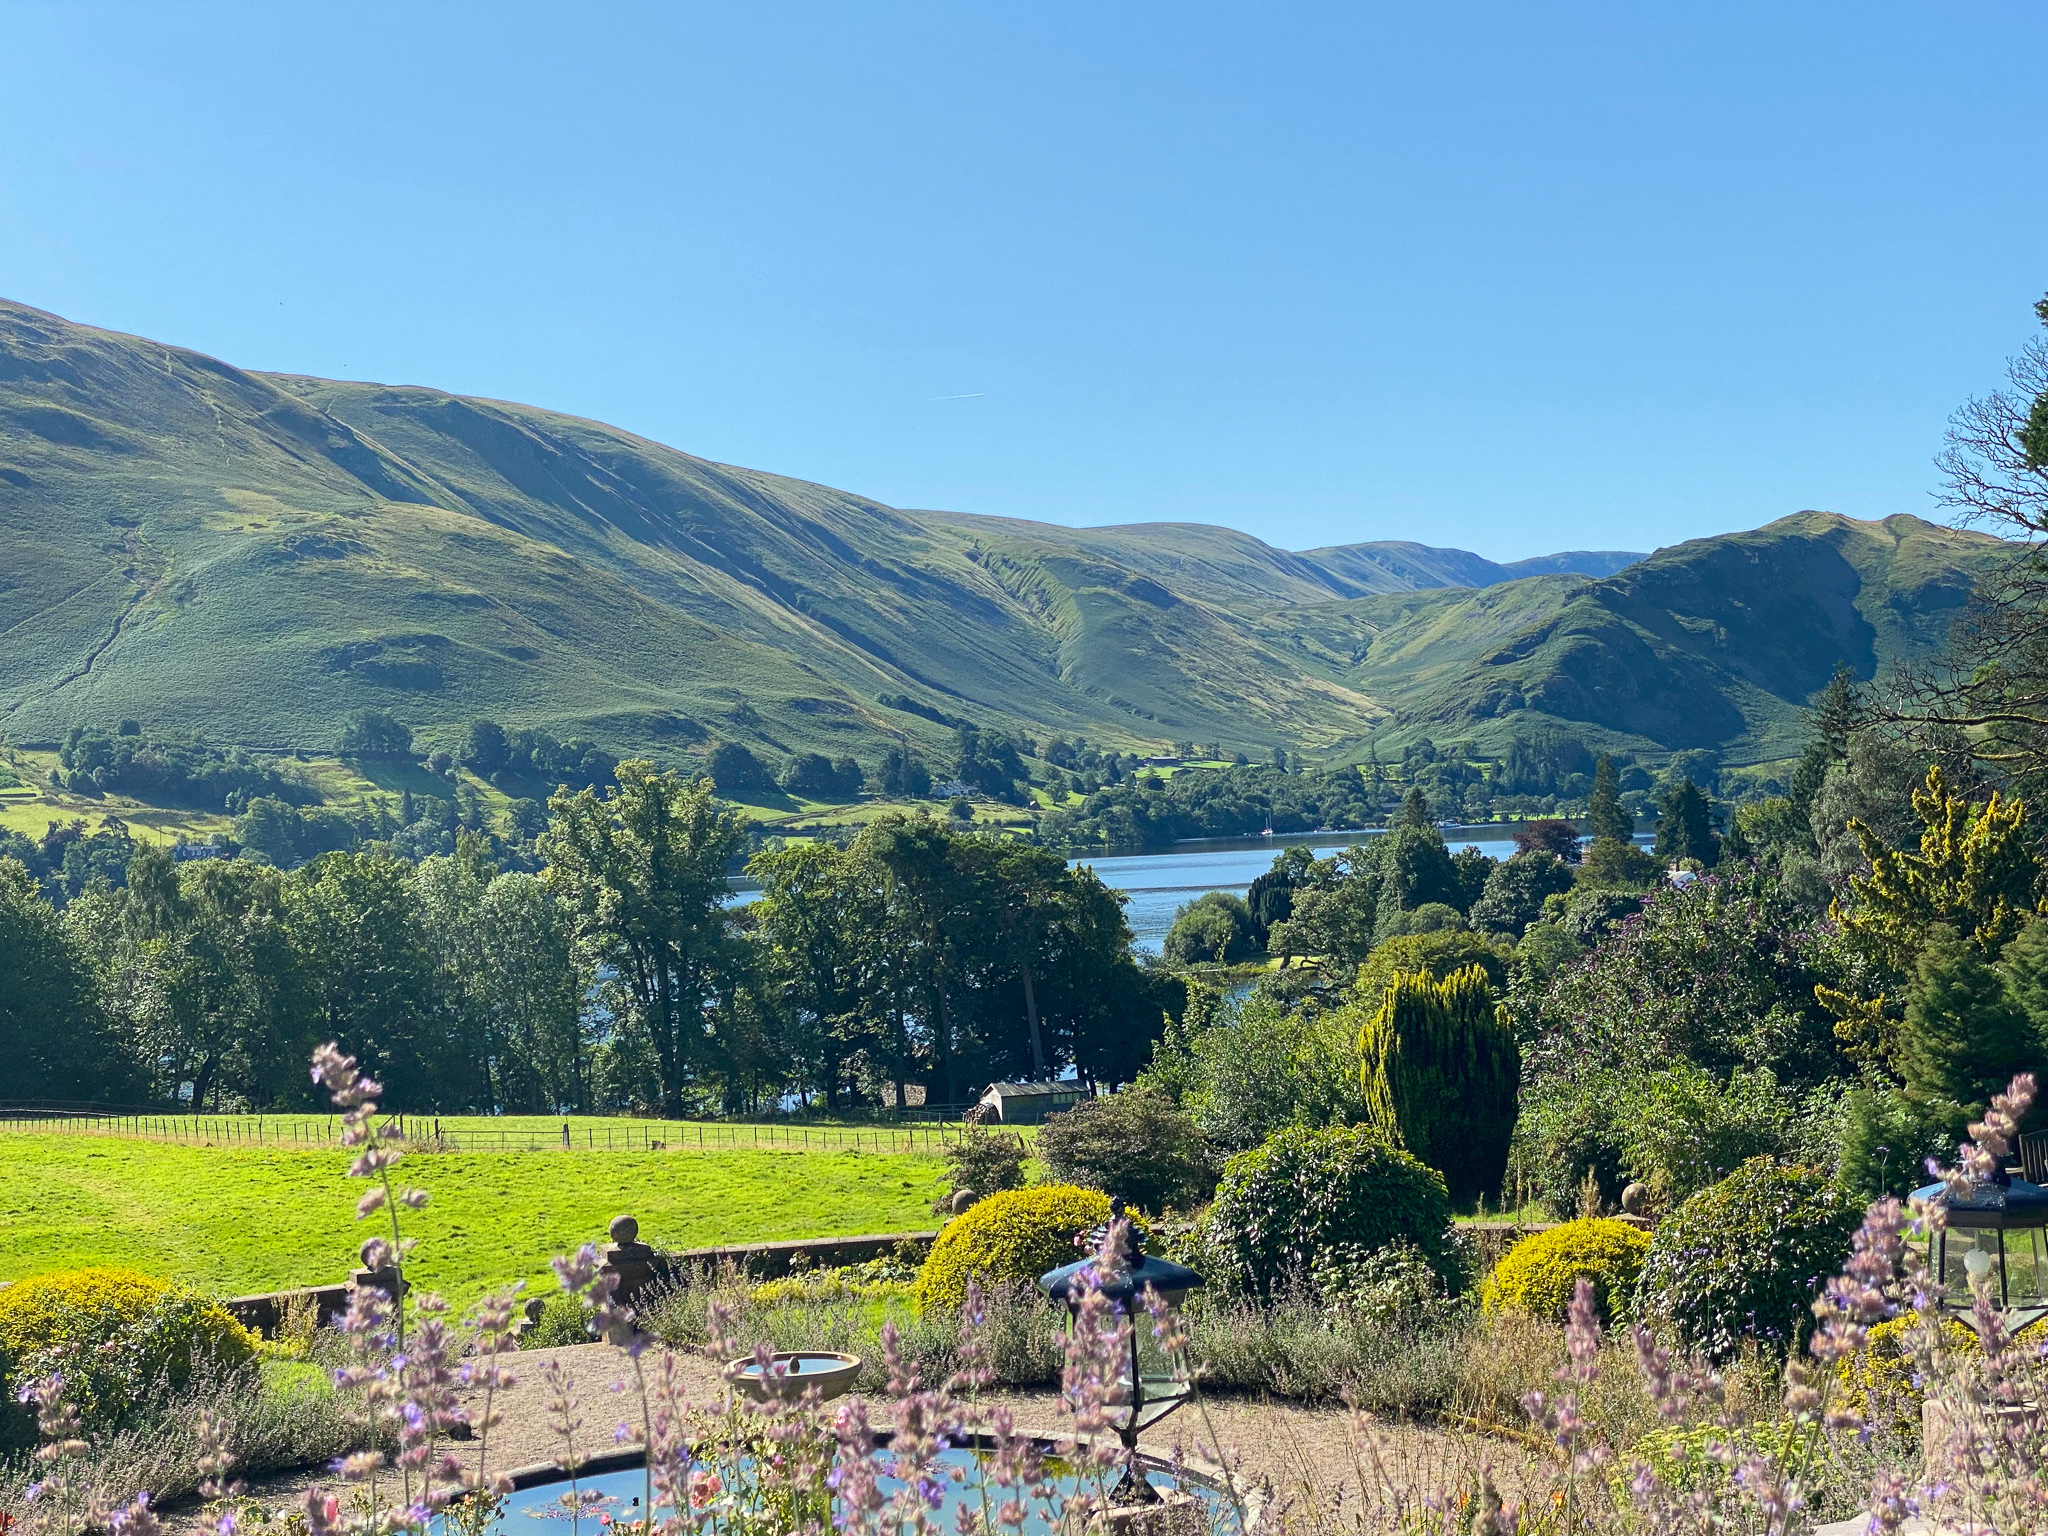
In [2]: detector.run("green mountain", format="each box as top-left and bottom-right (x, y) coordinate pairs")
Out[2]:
(0, 299), (2010, 773)
(1266, 512), (2010, 762)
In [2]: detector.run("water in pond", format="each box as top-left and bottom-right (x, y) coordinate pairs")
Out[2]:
(471, 1445), (1234, 1534)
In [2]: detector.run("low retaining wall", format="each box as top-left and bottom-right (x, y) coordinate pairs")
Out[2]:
(218, 1229), (941, 1337)
(222, 1283), (352, 1336)
(657, 1228), (938, 1280)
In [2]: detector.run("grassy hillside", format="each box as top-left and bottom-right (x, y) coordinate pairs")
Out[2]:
(1265, 513), (2012, 762)
(0, 301), (1400, 762)
(0, 297), (2008, 775)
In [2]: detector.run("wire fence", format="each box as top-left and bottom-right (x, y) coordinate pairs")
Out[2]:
(0, 1110), (972, 1157)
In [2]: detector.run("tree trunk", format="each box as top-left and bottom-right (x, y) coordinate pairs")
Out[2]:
(1021, 959), (1047, 1080)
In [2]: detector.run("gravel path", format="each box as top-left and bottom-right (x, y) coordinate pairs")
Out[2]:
(170, 1340), (1522, 1528)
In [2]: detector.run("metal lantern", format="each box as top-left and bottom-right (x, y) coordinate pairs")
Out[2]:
(1039, 1215), (1204, 1505)
(1913, 1169), (2048, 1336)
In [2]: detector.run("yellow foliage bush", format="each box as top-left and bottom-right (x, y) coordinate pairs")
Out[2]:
(914, 1185), (1114, 1312)
(0, 1266), (257, 1430)
(1836, 1312), (2046, 1413)
(1485, 1218), (1651, 1325)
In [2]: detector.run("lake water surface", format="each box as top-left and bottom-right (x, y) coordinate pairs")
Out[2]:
(1072, 827), (1532, 954)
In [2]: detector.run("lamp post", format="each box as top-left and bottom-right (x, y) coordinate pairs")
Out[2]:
(1039, 1214), (1204, 1506)
(1913, 1168), (2048, 1336)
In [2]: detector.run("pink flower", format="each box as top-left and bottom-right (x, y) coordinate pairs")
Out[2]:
(688, 1469), (723, 1511)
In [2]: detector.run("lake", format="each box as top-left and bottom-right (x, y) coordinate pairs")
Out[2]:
(1072, 826), (1535, 954)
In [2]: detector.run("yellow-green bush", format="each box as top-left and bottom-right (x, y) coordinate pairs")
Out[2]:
(1836, 1312), (2047, 1413)
(1485, 1218), (1650, 1326)
(914, 1185), (1113, 1312)
(0, 1266), (257, 1433)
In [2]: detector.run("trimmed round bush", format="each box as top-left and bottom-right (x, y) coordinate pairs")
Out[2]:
(0, 1266), (257, 1433)
(1486, 1217), (1650, 1326)
(914, 1185), (1113, 1312)
(1202, 1125), (1456, 1299)
(1637, 1158), (1860, 1361)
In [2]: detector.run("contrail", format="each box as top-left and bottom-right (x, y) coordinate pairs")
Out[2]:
(930, 392), (986, 400)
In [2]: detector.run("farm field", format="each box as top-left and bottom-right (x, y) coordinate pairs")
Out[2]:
(0, 1134), (949, 1304)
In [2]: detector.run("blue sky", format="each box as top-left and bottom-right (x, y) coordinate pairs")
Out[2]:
(2, 3), (2044, 560)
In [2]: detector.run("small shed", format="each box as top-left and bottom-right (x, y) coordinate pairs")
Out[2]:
(976, 1081), (1084, 1125)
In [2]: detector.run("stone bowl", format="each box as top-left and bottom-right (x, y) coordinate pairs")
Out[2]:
(729, 1350), (863, 1403)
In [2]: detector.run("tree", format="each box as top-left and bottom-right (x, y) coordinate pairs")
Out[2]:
(1899, 924), (2044, 1114)
(340, 708), (412, 759)
(1654, 780), (1719, 866)
(1356, 964), (1519, 1204)
(1163, 892), (1258, 965)
(1588, 756), (1632, 844)
(542, 762), (748, 1117)
(1469, 851), (1576, 939)
(1840, 765), (2037, 971)
(749, 840), (893, 1108)
(879, 744), (931, 799)
(1515, 819), (1582, 862)
(781, 752), (861, 799)
(0, 858), (138, 1100)
(708, 742), (775, 800)
(464, 719), (511, 777)
(1449, 845), (1497, 912)
(284, 844), (440, 1107)
(1399, 787), (1432, 828)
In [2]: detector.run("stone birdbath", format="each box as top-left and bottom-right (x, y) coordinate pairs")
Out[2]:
(730, 1349), (864, 1403)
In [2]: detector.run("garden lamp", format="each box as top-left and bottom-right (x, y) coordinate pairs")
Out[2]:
(1039, 1210), (1204, 1505)
(1913, 1168), (2048, 1337)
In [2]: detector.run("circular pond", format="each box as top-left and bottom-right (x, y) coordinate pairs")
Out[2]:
(477, 1442), (1239, 1534)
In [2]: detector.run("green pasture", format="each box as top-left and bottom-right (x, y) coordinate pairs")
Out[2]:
(0, 1134), (949, 1305)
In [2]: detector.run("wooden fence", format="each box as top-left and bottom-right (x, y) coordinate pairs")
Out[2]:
(0, 1111), (967, 1157)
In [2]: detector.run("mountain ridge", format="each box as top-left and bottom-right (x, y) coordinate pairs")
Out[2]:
(0, 297), (2011, 771)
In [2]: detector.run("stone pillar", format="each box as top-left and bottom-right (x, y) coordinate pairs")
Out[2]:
(600, 1214), (659, 1307)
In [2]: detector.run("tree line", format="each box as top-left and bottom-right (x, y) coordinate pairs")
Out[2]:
(1, 763), (1179, 1116)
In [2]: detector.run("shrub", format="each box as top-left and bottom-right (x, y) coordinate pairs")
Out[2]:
(1637, 1158), (1861, 1361)
(521, 1293), (594, 1350)
(1830, 1311), (2045, 1414)
(1313, 1239), (1467, 1331)
(913, 1184), (1113, 1312)
(0, 1266), (258, 1434)
(937, 1125), (1030, 1209)
(1036, 1086), (1216, 1213)
(1357, 964), (1519, 1204)
(1485, 1217), (1651, 1326)
(1203, 1125), (1456, 1300)
(1615, 1063), (1804, 1207)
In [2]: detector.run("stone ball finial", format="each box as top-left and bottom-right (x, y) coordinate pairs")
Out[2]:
(609, 1214), (640, 1245)
(1620, 1183), (1649, 1217)
(950, 1188), (979, 1216)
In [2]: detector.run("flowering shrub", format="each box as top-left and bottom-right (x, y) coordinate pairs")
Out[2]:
(1637, 1156), (1861, 1361)
(1312, 1239), (1465, 1329)
(0, 1267), (256, 1437)
(912, 1184), (1112, 1311)
(1486, 1217), (1651, 1326)
(1202, 1124), (1456, 1299)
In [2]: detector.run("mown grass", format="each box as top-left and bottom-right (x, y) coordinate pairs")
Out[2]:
(0, 1134), (948, 1304)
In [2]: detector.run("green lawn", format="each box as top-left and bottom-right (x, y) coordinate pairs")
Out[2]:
(0, 1134), (948, 1305)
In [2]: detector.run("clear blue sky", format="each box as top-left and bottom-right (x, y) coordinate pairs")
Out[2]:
(2, 3), (2043, 560)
